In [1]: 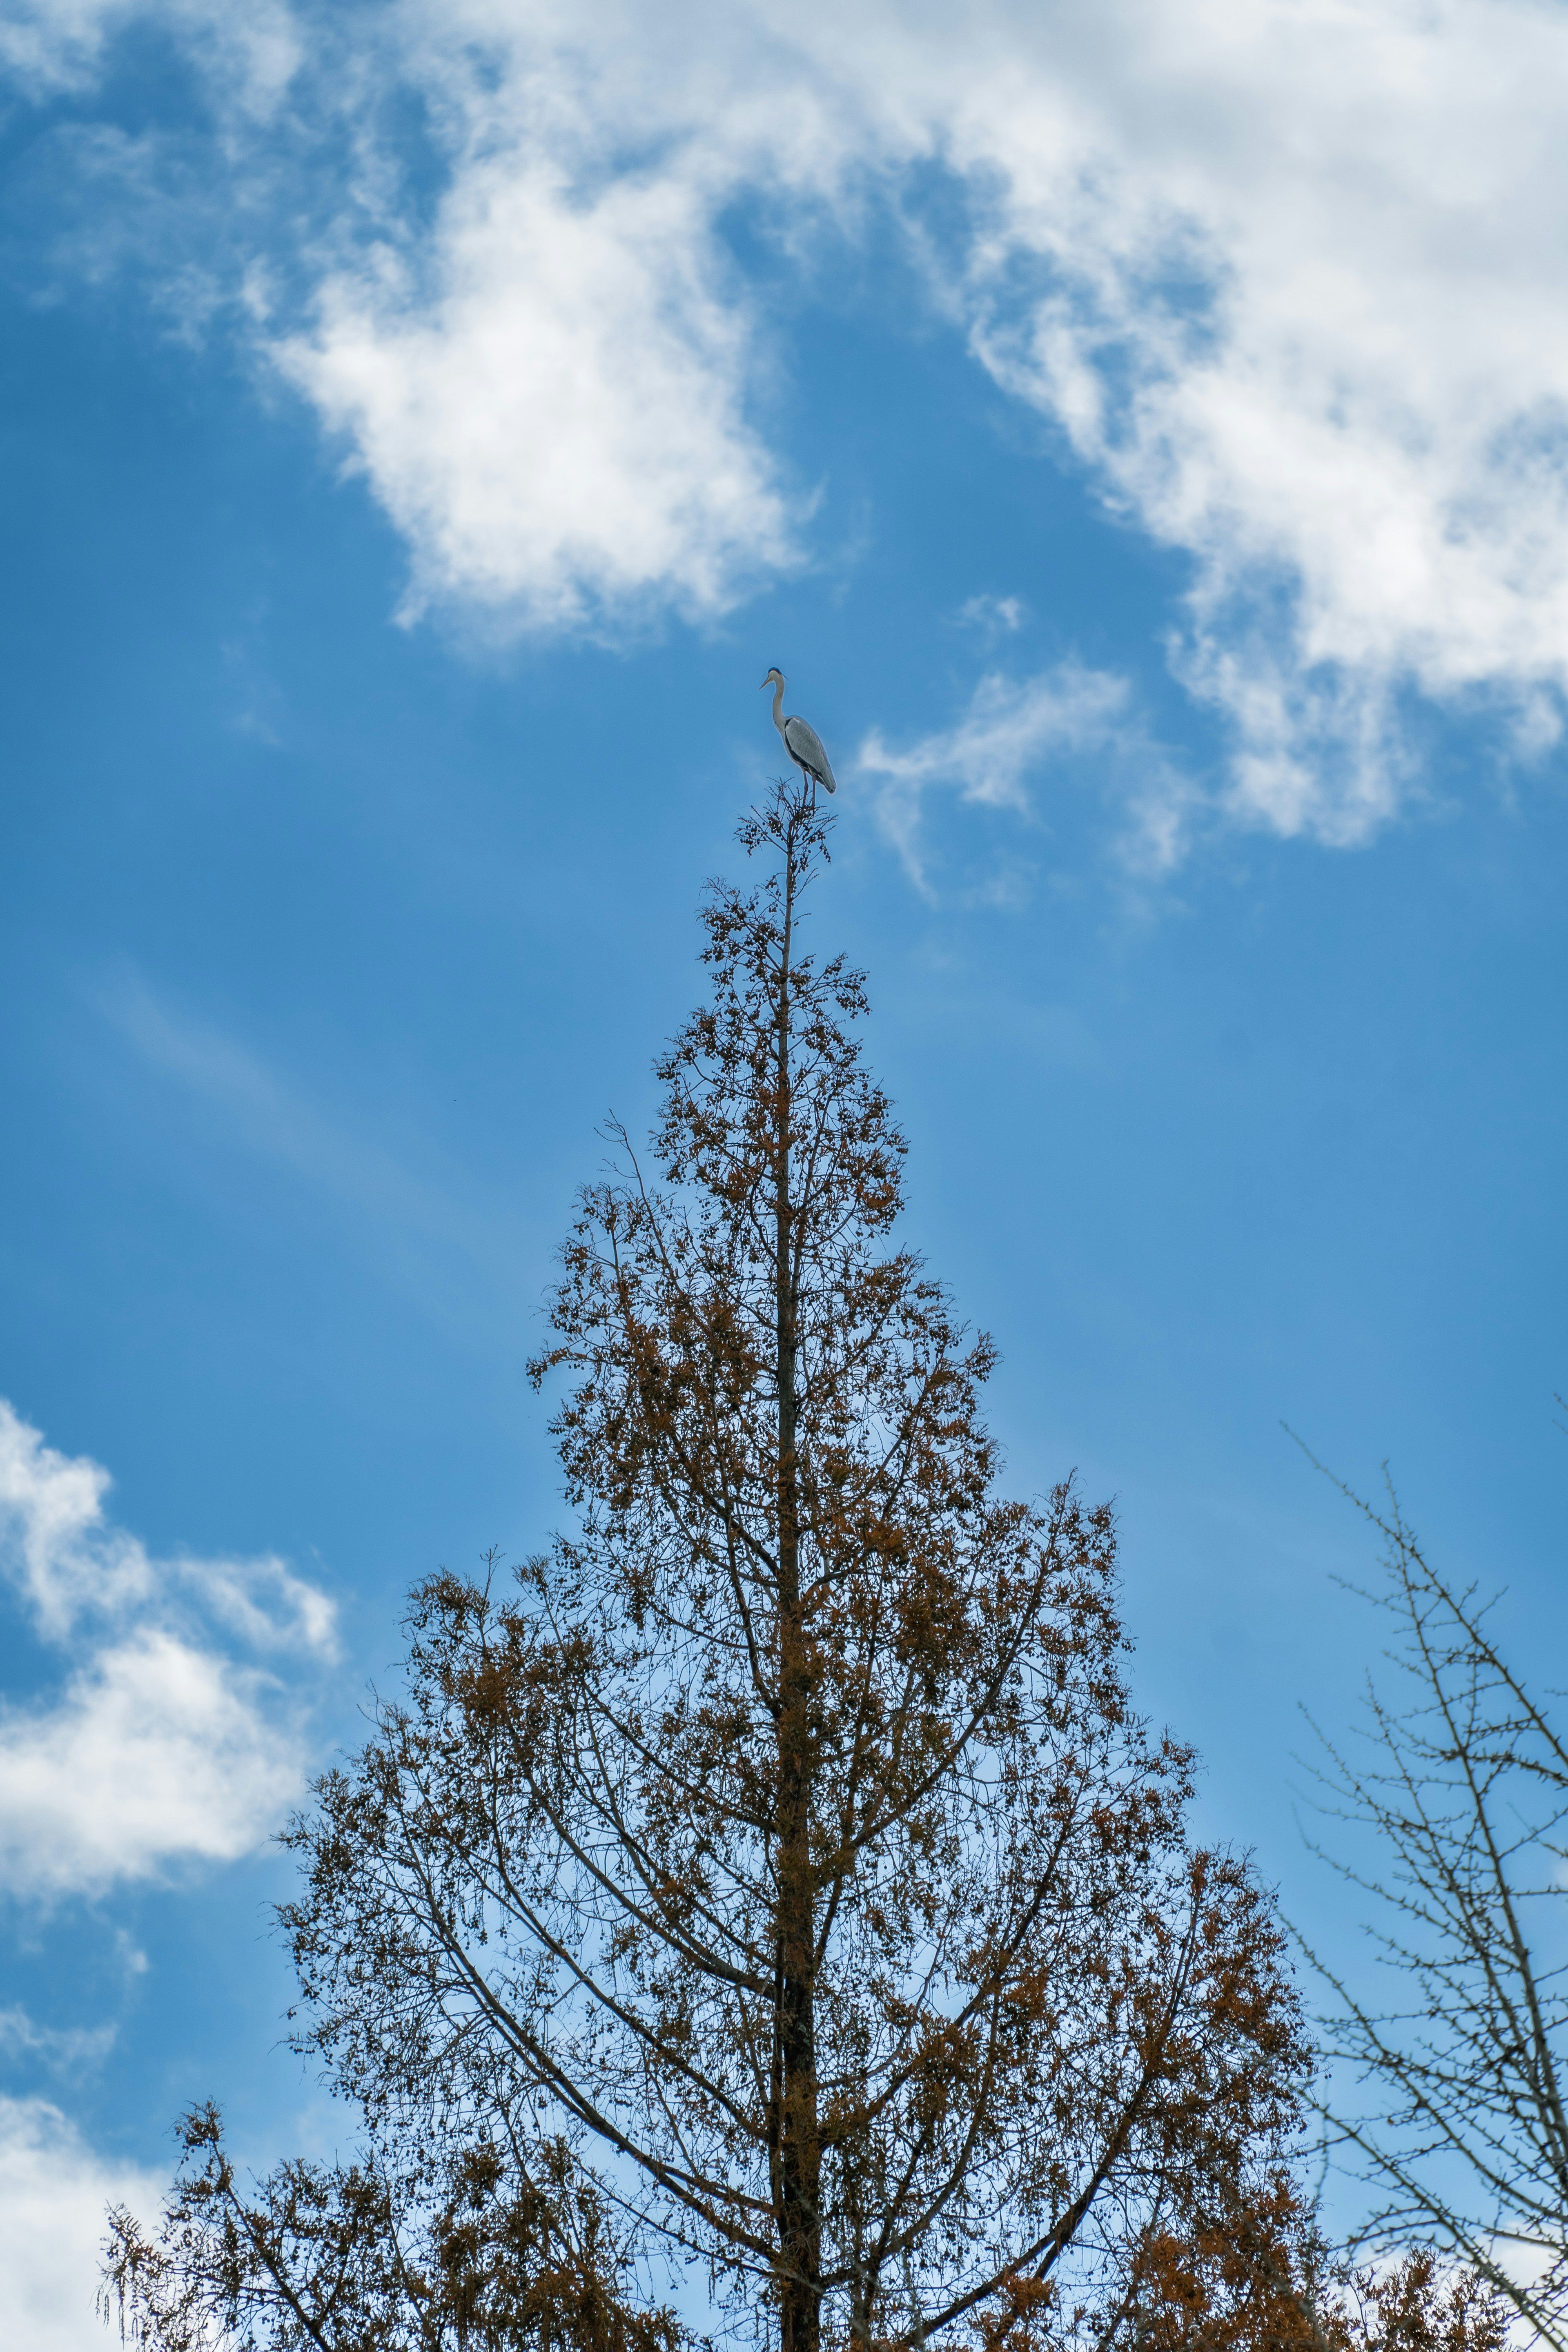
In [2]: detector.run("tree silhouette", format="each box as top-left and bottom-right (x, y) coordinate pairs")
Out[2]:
(108, 780), (1344, 2352)
(275, 782), (1309, 2352)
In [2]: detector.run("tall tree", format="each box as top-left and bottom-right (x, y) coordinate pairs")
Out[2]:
(1299, 1467), (1568, 2350)
(272, 781), (1305, 2352)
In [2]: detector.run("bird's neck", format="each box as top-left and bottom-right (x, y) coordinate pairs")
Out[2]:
(771, 677), (786, 729)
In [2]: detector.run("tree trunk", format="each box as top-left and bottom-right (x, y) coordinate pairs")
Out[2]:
(774, 816), (820, 2352)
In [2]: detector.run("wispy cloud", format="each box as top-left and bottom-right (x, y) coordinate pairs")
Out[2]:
(100, 973), (531, 1346)
(0, 2005), (117, 2073)
(108, 975), (421, 1212)
(956, 594), (1028, 637)
(0, 1399), (336, 1899)
(0, 0), (298, 107)
(860, 664), (1131, 814)
(856, 662), (1195, 891)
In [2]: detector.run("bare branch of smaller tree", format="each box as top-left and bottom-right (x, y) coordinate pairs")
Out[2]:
(1294, 1447), (1568, 2348)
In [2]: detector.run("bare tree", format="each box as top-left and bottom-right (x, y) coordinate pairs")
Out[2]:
(108, 782), (1324, 2352)
(1298, 1463), (1568, 2347)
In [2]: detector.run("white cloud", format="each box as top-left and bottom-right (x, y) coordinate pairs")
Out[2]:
(0, 1403), (143, 1642)
(0, 1399), (335, 1899)
(274, 156), (800, 635)
(14, 0), (1568, 840)
(0, 2096), (163, 2352)
(0, 1630), (311, 1897)
(0, 1399), (334, 1657)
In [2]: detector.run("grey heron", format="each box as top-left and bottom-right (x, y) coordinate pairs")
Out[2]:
(762, 668), (837, 794)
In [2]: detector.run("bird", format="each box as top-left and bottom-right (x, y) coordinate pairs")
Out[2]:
(762, 668), (837, 793)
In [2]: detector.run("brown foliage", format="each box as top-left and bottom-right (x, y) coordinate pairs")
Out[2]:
(101, 2101), (676, 2352)
(1076, 2187), (1509, 2352)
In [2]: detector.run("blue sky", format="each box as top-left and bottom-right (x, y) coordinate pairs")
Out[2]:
(4, 0), (1568, 2340)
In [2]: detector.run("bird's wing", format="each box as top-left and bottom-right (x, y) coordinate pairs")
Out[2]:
(784, 715), (837, 792)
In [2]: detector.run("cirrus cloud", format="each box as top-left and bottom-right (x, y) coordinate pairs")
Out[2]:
(857, 662), (1198, 888)
(0, 0), (297, 105)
